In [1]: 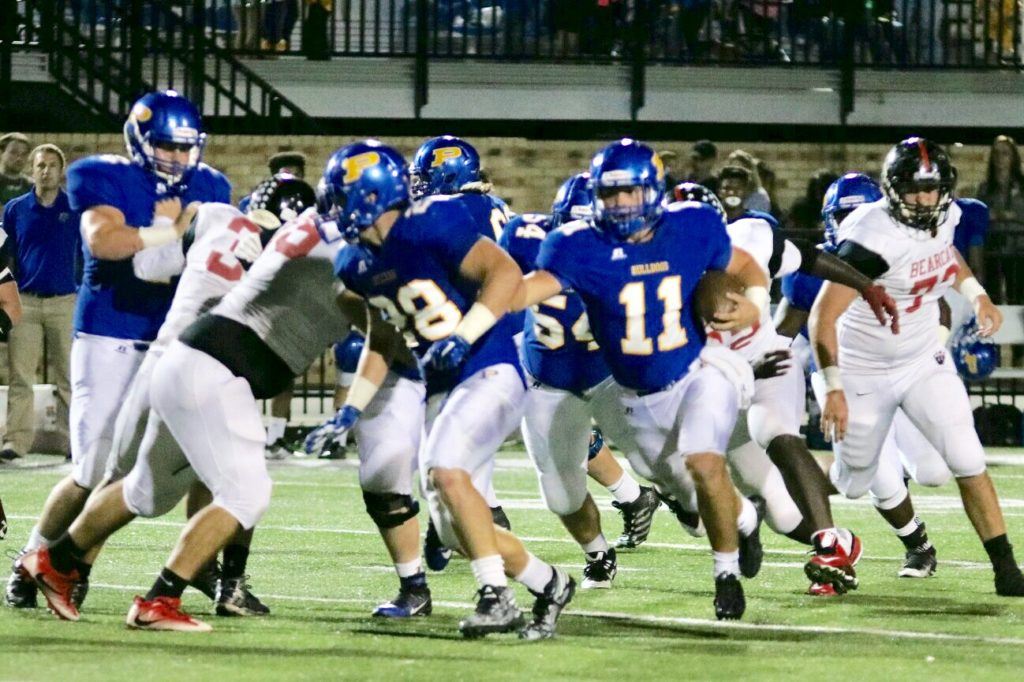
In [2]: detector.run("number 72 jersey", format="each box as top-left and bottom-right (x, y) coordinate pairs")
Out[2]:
(536, 203), (732, 393)
(836, 200), (963, 372)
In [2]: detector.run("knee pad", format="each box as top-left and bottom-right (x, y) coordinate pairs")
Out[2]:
(870, 482), (908, 511)
(539, 470), (588, 517)
(363, 491), (420, 529)
(913, 461), (952, 487)
(588, 427), (604, 461)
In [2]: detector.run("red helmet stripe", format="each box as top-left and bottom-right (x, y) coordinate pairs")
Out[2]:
(918, 139), (931, 175)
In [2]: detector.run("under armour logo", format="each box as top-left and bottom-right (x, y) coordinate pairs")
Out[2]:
(611, 248), (626, 261)
(357, 261), (367, 274)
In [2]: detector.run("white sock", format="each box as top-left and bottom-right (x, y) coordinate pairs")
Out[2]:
(25, 526), (49, 551)
(395, 558), (422, 578)
(581, 534), (610, 555)
(470, 554), (507, 588)
(737, 496), (757, 537)
(713, 550), (740, 578)
(607, 471), (642, 505)
(514, 553), (555, 594)
(813, 527), (852, 555)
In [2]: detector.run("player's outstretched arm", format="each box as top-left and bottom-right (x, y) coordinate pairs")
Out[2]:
(513, 270), (565, 312)
(952, 247), (1002, 337)
(794, 242), (899, 333)
(82, 198), (198, 260)
(716, 246), (768, 331)
(809, 282), (858, 442)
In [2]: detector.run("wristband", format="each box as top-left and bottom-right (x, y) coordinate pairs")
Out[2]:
(138, 216), (179, 250)
(937, 325), (952, 346)
(744, 285), (770, 312)
(959, 277), (987, 304)
(344, 375), (379, 412)
(820, 366), (843, 392)
(454, 302), (498, 344)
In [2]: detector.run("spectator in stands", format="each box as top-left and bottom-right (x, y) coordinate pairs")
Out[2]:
(726, 149), (772, 213)
(788, 168), (839, 234)
(683, 139), (718, 193)
(671, 0), (712, 60)
(233, 0), (262, 51)
(550, 0), (586, 54)
(977, 135), (1024, 303)
(658, 150), (680, 189)
(755, 157), (785, 221)
(976, 0), (1020, 64)
(262, 0), (299, 52)
(302, 0), (332, 60)
(0, 145), (79, 461)
(269, 151), (306, 178)
(593, 0), (626, 56)
(0, 133), (32, 211)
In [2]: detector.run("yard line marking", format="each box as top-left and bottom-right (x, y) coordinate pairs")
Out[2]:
(85, 582), (1024, 647)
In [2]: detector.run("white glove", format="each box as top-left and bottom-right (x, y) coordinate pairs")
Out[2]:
(232, 229), (264, 266)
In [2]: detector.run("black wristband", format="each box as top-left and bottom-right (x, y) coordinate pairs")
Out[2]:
(0, 308), (12, 341)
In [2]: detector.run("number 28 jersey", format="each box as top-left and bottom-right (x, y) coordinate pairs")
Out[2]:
(537, 202), (732, 393)
(334, 195), (522, 393)
(836, 199), (962, 373)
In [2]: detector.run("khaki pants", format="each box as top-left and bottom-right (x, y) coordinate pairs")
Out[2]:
(4, 293), (74, 454)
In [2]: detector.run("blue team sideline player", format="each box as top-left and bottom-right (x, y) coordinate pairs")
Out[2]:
(515, 138), (769, 620)
(7, 90), (230, 610)
(329, 140), (574, 640)
(500, 172), (660, 589)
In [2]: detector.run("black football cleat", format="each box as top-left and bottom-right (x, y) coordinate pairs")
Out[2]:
(714, 573), (745, 620)
(520, 568), (576, 641)
(373, 584), (432, 618)
(490, 506), (512, 531)
(5, 552), (37, 609)
(994, 562), (1024, 597)
(613, 486), (660, 549)
(738, 496), (765, 579)
(190, 560), (221, 601)
(71, 576), (89, 609)
(581, 549), (617, 589)
(458, 585), (524, 639)
(216, 575), (270, 616)
(898, 544), (937, 578)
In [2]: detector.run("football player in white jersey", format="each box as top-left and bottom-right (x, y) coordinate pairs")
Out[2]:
(811, 137), (1024, 596)
(675, 182), (899, 594)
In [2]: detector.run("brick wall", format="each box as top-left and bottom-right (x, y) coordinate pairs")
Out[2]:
(39, 133), (996, 215)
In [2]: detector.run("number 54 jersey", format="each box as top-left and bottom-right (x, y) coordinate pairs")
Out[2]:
(536, 202), (731, 393)
(333, 195), (522, 393)
(836, 199), (963, 373)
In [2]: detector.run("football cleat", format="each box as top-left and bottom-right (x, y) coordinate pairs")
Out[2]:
(714, 573), (745, 620)
(458, 585), (524, 639)
(994, 562), (1024, 597)
(581, 549), (617, 589)
(372, 584), (432, 618)
(317, 440), (347, 460)
(520, 568), (576, 641)
(898, 544), (937, 579)
(16, 547), (80, 621)
(423, 519), (452, 572)
(264, 438), (293, 460)
(655, 489), (706, 538)
(189, 560), (220, 601)
(215, 575), (270, 616)
(5, 552), (38, 608)
(71, 576), (89, 609)
(738, 496), (766, 579)
(491, 506), (512, 531)
(613, 486), (661, 549)
(127, 595), (212, 632)
(804, 530), (862, 594)
(807, 582), (838, 597)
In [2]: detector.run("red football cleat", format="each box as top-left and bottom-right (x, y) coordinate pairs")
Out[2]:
(804, 530), (862, 594)
(126, 596), (212, 632)
(807, 582), (838, 597)
(17, 547), (80, 621)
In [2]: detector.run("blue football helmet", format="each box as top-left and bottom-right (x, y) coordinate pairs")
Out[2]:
(821, 173), (882, 247)
(123, 90), (207, 186)
(671, 181), (727, 225)
(952, 317), (999, 382)
(410, 135), (481, 198)
(588, 139), (665, 241)
(550, 172), (593, 227)
(321, 140), (409, 243)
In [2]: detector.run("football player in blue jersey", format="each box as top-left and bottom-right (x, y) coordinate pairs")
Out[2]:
(515, 139), (772, 620)
(409, 134), (515, 568)
(6, 90), (230, 610)
(328, 140), (574, 640)
(500, 172), (660, 589)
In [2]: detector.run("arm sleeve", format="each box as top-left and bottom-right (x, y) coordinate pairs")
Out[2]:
(835, 240), (890, 280)
(132, 240), (186, 282)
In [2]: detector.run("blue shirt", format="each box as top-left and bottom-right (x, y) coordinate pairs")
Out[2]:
(334, 195), (521, 394)
(500, 212), (611, 394)
(1, 189), (81, 296)
(453, 190), (513, 242)
(953, 198), (989, 257)
(66, 155), (231, 341)
(537, 202), (732, 392)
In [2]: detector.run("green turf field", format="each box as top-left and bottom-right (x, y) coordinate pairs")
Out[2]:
(3, 448), (1024, 681)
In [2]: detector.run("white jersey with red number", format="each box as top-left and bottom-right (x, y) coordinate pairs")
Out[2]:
(151, 203), (259, 352)
(212, 209), (349, 375)
(836, 199), (962, 373)
(706, 215), (800, 362)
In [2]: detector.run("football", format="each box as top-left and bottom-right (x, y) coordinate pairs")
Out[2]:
(694, 270), (745, 325)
